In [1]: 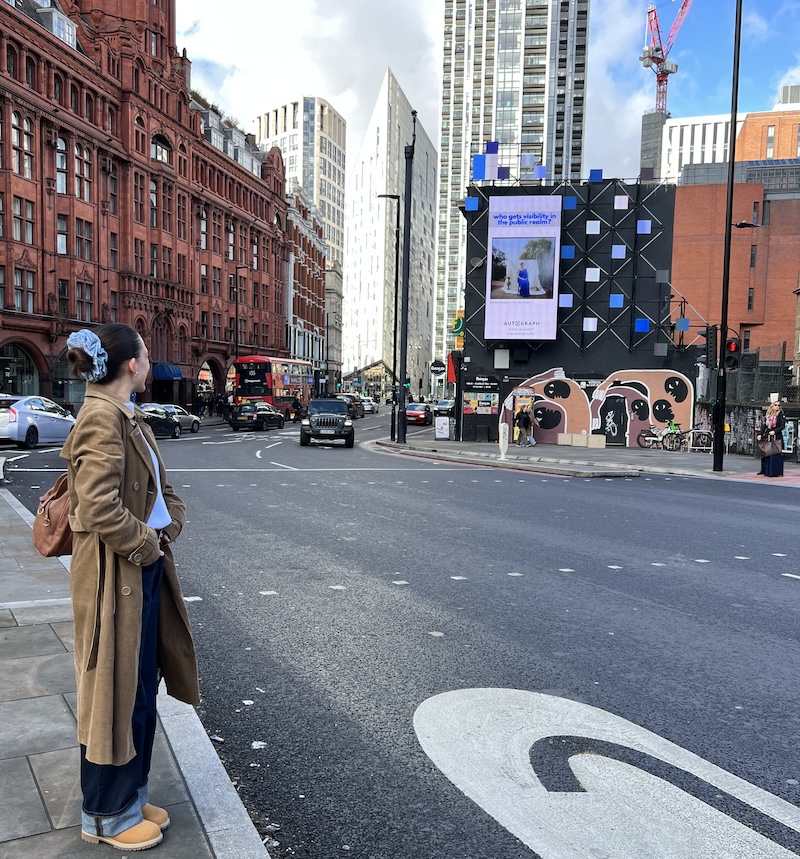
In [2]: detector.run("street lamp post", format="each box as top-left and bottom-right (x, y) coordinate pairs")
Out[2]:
(378, 193), (401, 441)
(234, 264), (249, 360)
(397, 111), (417, 445)
(712, 0), (743, 472)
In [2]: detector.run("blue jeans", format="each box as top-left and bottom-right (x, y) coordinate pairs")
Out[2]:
(81, 557), (164, 837)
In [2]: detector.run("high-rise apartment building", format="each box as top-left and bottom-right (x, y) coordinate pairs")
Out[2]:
(435, 0), (590, 359)
(344, 69), (437, 399)
(255, 98), (346, 266)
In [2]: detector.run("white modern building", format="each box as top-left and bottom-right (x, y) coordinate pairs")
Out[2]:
(435, 0), (591, 360)
(254, 97), (346, 266)
(343, 69), (437, 400)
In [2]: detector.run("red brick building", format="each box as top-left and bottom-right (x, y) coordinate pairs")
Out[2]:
(672, 107), (800, 370)
(0, 0), (289, 408)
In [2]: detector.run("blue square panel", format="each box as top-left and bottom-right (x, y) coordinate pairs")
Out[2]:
(637, 219), (652, 234)
(609, 294), (624, 308)
(563, 196), (577, 210)
(497, 166), (510, 180)
(521, 154), (537, 167)
(635, 318), (650, 333)
(589, 169), (603, 182)
(472, 155), (486, 180)
(465, 197), (479, 212)
(612, 244), (626, 259)
(486, 141), (499, 154)
(561, 245), (575, 259)
(534, 165), (548, 179)
(675, 317), (690, 332)
(559, 293), (574, 308)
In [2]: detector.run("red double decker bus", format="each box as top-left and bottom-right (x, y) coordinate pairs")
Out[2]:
(232, 356), (314, 418)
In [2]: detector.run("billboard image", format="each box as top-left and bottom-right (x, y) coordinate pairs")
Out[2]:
(485, 195), (562, 340)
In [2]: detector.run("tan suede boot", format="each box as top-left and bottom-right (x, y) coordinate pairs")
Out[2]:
(142, 803), (171, 831)
(81, 818), (163, 850)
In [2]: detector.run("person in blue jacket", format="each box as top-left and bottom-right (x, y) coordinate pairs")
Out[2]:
(517, 262), (530, 297)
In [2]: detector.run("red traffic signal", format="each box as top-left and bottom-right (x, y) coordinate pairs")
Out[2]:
(724, 338), (741, 370)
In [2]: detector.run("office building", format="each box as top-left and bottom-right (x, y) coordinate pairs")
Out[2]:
(343, 69), (437, 399)
(435, 0), (590, 360)
(255, 97), (346, 266)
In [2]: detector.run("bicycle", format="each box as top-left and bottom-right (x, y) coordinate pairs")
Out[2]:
(666, 425), (713, 452)
(636, 422), (679, 449)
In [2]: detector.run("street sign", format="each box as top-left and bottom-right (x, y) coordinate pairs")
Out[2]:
(430, 360), (446, 375)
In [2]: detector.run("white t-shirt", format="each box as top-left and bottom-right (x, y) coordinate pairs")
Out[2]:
(126, 403), (171, 529)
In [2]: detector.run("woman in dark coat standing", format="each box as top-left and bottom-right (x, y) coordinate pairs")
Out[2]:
(61, 324), (199, 851)
(756, 401), (786, 476)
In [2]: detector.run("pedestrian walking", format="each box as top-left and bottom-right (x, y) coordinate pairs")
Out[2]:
(61, 325), (199, 852)
(514, 406), (531, 446)
(756, 401), (785, 477)
(527, 406), (540, 447)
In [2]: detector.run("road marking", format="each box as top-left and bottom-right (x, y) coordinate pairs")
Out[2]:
(781, 573), (800, 580)
(255, 450), (262, 459)
(414, 689), (800, 858)
(270, 462), (297, 470)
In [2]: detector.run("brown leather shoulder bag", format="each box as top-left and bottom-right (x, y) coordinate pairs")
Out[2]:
(32, 473), (73, 557)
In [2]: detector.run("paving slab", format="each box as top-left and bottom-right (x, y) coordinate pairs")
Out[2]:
(0, 695), (76, 759)
(0, 624), (67, 659)
(0, 756), (51, 842)
(0, 652), (76, 702)
(11, 603), (74, 626)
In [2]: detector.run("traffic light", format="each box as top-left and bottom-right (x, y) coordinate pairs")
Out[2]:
(404, 376), (410, 388)
(724, 338), (741, 370)
(698, 325), (718, 369)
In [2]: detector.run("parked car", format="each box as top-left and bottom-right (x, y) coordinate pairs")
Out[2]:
(160, 404), (201, 433)
(229, 401), (285, 432)
(434, 399), (455, 418)
(336, 393), (365, 419)
(138, 403), (182, 438)
(0, 394), (75, 449)
(300, 398), (355, 448)
(405, 402), (434, 425)
(361, 396), (379, 414)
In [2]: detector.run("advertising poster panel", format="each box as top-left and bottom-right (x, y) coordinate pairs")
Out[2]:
(485, 195), (563, 340)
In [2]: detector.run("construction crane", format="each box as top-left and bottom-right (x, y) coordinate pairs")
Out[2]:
(640, 0), (694, 114)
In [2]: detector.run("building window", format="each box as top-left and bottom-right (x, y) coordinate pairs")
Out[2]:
(11, 112), (34, 178)
(53, 74), (64, 106)
(750, 244), (757, 268)
(58, 279), (69, 316)
(162, 247), (172, 280)
(14, 269), (35, 313)
(70, 84), (78, 112)
(200, 263), (208, 293)
(13, 197), (34, 244)
(743, 330), (751, 352)
(0, 266), (4, 308)
(212, 312), (221, 341)
(752, 201), (759, 225)
(747, 287), (754, 311)
(110, 232), (118, 270)
(212, 213), (222, 253)
(227, 223), (235, 261)
(177, 193), (186, 239)
(200, 311), (208, 339)
(151, 135), (172, 164)
(133, 172), (145, 222)
(212, 266), (221, 296)
(110, 291), (117, 321)
(135, 117), (146, 153)
(0, 193), (3, 237)
(7, 45), (18, 79)
(76, 281), (92, 321)
(150, 32), (158, 57)
(85, 93), (94, 122)
(107, 107), (116, 135)
(75, 219), (92, 260)
(763, 199), (771, 225)
(150, 244), (159, 278)
(56, 137), (68, 193)
(162, 182), (172, 232)
(766, 125), (775, 159)
(25, 56), (35, 88)
(150, 179), (158, 228)
(134, 238), (144, 274)
(177, 253), (186, 286)
(109, 164), (118, 214)
(253, 282), (259, 309)
(57, 214), (68, 254)
(74, 144), (92, 201)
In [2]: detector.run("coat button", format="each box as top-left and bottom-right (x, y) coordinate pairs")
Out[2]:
(133, 481), (140, 491)
(132, 554), (142, 564)
(121, 586), (132, 596)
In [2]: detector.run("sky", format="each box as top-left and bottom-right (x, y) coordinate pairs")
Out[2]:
(176, 0), (800, 182)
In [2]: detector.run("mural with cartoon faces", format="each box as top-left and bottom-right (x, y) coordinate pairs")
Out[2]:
(505, 368), (694, 447)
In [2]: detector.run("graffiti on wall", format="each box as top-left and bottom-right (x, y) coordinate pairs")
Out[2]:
(504, 368), (694, 448)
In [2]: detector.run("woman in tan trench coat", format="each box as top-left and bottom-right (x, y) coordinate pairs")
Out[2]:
(61, 324), (199, 851)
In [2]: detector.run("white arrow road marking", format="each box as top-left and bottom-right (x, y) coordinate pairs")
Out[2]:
(414, 689), (800, 858)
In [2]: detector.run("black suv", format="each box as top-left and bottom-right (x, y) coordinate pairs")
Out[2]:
(300, 398), (355, 448)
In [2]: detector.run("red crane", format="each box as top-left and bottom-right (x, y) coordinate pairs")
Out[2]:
(640, 0), (694, 113)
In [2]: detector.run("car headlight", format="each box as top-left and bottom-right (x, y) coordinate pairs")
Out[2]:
(344, 419), (353, 427)
(301, 418), (310, 426)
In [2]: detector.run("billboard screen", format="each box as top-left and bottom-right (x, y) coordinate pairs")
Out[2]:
(485, 195), (562, 340)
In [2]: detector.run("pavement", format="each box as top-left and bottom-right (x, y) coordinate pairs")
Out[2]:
(0, 419), (797, 858)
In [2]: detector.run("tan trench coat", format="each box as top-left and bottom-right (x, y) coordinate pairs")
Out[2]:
(60, 386), (200, 766)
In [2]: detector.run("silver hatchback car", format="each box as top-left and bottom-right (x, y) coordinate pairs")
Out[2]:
(0, 394), (76, 449)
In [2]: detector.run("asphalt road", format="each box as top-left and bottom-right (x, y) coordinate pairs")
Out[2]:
(5, 413), (800, 859)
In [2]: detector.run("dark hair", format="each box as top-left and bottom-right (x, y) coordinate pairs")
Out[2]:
(67, 323), (142, 384)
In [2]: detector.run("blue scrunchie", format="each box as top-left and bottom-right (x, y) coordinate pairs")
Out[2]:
(67, 329), (108, 382)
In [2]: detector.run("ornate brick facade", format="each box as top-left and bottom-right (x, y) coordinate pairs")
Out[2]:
(0, 0), (289, 407)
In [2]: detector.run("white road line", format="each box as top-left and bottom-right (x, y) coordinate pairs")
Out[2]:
(270, 462), (298, 470)
(781, 573), (800, 580)
(264, 442), (282, 449)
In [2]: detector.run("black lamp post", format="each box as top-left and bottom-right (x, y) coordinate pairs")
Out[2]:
(378, 193), (401, 441)
(711, 0), (743, 472)
(234, 264), (249, 360)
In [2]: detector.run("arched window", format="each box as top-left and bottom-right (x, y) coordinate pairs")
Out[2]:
(25, 56), (36, 88)
(135, 116), (146, 154)
(151, 134), (172, 165)
(11, 112), (33, 178)
(53, 74), (64, 106)
(6, 45), (17, 79)
(56, 137), (68, 193)
(107, 106), (116, 135)
(70, 84), (79, 112)
(85, 92), (94, 122)
(178, 326), (187, 363)
(74, 143), (92, 202)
